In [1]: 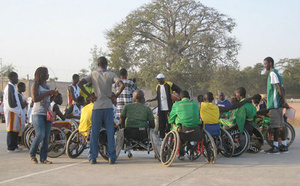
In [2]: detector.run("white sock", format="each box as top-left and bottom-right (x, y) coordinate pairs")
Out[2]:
(281, 140), (287, 146)
(273, 141), (279, 147)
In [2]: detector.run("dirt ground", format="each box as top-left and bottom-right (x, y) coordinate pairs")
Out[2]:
(286, 103), (300, 127)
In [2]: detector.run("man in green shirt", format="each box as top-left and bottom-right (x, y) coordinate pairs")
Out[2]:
(264, 57), (289, 154)
(120, 90), (154, 129)
(232, 87), (257, 133)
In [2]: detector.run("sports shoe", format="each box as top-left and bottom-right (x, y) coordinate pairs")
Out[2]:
(279, 145), (289, 153)
(108, 158), (115, 164)
(264, 146), (280, 154)
(178, 156), (185, 160)
(90, 159), (97, 164)
(30, 156), (38, 164)
(7, 147), (21, 152)
(40, 160), (52, 164)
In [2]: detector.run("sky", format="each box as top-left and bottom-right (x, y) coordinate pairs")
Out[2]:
(0, 0), (300, 82)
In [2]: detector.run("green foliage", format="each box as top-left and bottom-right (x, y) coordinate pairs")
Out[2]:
(106, 0), (240, 90)
(1, 64), (16, 77)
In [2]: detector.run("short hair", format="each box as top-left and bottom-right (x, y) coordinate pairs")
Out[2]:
(8, 71), (18, 81)
(219, 92), (225, 96)
(17, 82), (25, 89)
(206, 92), (214, 102)
(120, 68), (127, 76)
(264, 57), (274, 67)
(197, 95), (204, 102)
(252, 94), (262, 101)
(97, 56), (108, 68)
(180, 90), (190, 99)
(236, 87), (246, 98)
(72, 74), (79, 80)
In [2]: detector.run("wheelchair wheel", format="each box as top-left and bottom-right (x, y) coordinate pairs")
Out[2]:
(24, 125), (34, 149)
(229, 128), (250, 157)
(26, 127), (37, 151)
(47, 127), (67, 158)
(66, 129), (87, 159)
(218, 128), (234, 157)
(149, 129), (161, 161)
(266, 122), (295, 147)
(160, 130), (180, 167)
(115, 128), (124, 158)
(247, 127), (264, 153)
(203, 130), (217, 164)
(21, 124), (32, 149)
(98, 129), (109, 161)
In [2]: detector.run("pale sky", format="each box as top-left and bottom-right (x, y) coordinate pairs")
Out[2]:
(1, 0), (299, 82)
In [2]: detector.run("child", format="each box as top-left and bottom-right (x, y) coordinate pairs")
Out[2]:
(17, 82), (28, 147)
(4, 72), (22, 152)
(65, 95), (84, 123)
(50, 93), (66, 120)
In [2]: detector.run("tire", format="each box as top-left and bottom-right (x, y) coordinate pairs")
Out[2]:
(47, 127), (67, 158)
(23, 125), (34, 149)
(160, 130), (180, 167)
(247, 127), (264, 153)
(149, 128), (161, 161)
(98, 129), (109, 161)
(228, 127), (250, 157)
(115, 128), (124, 158)
(218, 128), (234, 157)
(66, 129), (87, 159)
(266, 122), (296, 147)
(203, 130), (217, 164)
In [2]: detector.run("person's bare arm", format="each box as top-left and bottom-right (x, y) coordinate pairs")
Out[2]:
(68, 86), (78, 103)
(119, 115), (126, 128)
(53, 104), (66, 120)
(115, 80), (124, 98)
(146, 97), (157, 102)
(78, 79), (97, 102)
(275, 83), (288, 107)
(31, 82), (57, 102)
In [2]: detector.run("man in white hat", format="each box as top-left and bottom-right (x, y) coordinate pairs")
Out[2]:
(146, 73), (181, 139)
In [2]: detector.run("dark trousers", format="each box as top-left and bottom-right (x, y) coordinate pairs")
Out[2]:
(158, 111), (169, 138)
(7, 131), (18, 150)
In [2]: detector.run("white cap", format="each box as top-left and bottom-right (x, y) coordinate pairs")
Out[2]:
(156, 73), (165, 79)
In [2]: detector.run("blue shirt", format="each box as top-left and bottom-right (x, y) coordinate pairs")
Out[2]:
(217, 99), (231, 108)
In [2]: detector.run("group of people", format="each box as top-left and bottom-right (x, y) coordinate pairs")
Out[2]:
(3, 56), (289, 165)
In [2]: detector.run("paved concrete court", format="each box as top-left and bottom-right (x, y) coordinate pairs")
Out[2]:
(0, 123), (299, 186)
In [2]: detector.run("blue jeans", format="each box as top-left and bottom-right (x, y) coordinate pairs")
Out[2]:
(89, 109), (116, 161)
(29, 115), (52, 161)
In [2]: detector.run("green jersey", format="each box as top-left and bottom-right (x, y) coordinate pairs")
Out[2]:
(267, 69), (283, 109)
(168, 98), (201, 128)
(233, 98), (257, 132)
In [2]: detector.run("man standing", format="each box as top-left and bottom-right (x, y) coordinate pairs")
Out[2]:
(67, 74), (80, 107)
(263, 57), (289, 154)
(113, 68), (137, 118)
(78, 57), (124, 164)
(147, 73), (181, 139)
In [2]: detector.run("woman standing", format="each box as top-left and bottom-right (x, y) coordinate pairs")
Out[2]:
(29, 67), (58, 164)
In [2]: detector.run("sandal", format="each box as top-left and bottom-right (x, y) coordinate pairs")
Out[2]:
(30, 156), (38, 164)
(40, 160), (52, 164)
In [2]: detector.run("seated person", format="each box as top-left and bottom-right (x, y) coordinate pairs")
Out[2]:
(119, 90), (154, 140)
(65, 96), (85, 123)
(50, 93), (66, 121)
(200, 92), (220, 136)
(78, 103), (94, 136)
(168, 90), (201, 160)
(252, 94), (269, 117)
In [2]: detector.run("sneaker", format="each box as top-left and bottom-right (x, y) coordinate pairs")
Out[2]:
(108, 158), (115, 164)
(279, 145), (289, 153)
(90, 159), (97, 164)
(8, 147), (21, 152)
(178, 156), (185, 160)
(30, 156), (38, 164)
(264, 146), (280, 154)
(39, 160), (52, 164)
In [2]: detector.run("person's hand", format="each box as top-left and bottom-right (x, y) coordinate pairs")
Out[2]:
(89, 95), (97, 102)
(283, 102), (289, 109)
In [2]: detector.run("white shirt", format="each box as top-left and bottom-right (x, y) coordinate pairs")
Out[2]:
(160, 84), (169, 111)
(270, 71), (280, 84)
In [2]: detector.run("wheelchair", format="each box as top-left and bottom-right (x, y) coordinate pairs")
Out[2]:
(204, 123), (235, 158)
(115, 127), (161, 160)
(160, 125), (217, 167)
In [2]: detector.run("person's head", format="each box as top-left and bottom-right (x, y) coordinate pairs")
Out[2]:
(235, 87), (246, 101)
(72, 74), (80, 84)
(111, 92), (117, 105)
(156, 73), (165, 85)
(230, 94), (238, 104)
(132, 78), (136, 83)
(17, 82), (26, 93)
(34, 67), (49, 84)
(97, 56), (108, 69)
(204, 92), (214, 103)
(218, 92), (225, 101)
(76, 96), (85, 106)
(180, 90), (190, 100)
(263, 57), (274, 71)
(120, 68), (128, 79)
(132, 90), (145, 103)
(252, 94), (262, 105)
(8, 71), (18, 85)
(52, 93), (63, 105)
(197, 94), (204, 103)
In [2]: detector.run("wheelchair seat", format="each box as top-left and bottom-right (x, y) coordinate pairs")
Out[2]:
(178, 125), (204, 142)
(204, 123), (220, 137)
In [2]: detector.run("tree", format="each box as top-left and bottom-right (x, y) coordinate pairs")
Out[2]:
(78, 68), (89, 79)
(106, 0), (240, 90)
(89, 45), (110, 72)
(49, 77), (58, 82)
(1, 64), (16, 77)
